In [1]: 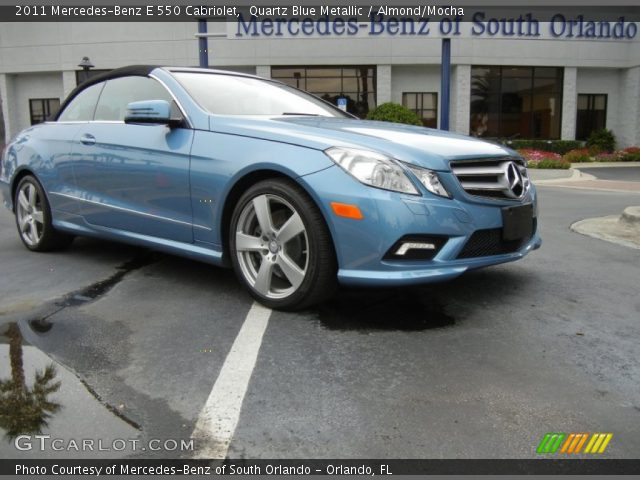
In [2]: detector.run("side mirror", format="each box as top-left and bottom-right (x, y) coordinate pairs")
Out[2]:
(125, 100), (177, 126)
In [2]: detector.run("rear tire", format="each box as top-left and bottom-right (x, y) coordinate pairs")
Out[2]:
(14, 175), (74, 252)
(229, 178), (337, 310)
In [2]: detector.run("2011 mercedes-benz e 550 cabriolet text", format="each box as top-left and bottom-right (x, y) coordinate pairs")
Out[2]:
(0, 66), (541, 310)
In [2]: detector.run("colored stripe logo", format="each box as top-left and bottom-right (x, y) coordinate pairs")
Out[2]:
(537, 433), (612, 454)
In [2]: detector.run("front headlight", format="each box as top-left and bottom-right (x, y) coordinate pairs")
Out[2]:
(325, 147), (418, 195)
(406, 164), (451, 198)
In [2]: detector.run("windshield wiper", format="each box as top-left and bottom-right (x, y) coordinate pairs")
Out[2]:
(281, 112), (320, 116)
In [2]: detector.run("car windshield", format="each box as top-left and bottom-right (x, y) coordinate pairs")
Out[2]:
(173, 71), (349, 117)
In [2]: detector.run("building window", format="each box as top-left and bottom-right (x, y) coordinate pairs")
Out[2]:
(271, 66), (376, 118)
(76, 69), (110, 86)
(470, 66), (563, 139)
(402, 92), (438, 128)
(29, 98), (61, 125)
(576, 94), (607, 140)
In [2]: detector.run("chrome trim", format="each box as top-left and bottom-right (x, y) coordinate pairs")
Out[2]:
(55, 120), (177, 126)
(450, 157), (530, 200)
(50, 191), (211, 231)
(55, 120), (125, 125)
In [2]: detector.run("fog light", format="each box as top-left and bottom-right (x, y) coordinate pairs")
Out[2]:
(383, 235), (448, 260)
(395, 242), (436, 256)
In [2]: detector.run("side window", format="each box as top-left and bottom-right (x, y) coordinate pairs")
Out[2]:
(94, 76), (173, 122)
(57, 83), (104, 122)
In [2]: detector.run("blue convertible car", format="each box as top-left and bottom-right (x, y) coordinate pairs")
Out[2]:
(0, 66), (541, 309)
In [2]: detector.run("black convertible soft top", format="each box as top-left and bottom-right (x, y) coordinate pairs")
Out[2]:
(53, 65), (160, 120)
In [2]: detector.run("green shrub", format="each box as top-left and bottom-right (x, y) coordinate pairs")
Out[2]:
(587, 129), (616, 153)
(529, 159), (571, 169)
(366, 103), (423, 126)
(563, 148), (592, 163)
(500, 139), (584, 155)
(535, 160), (571, 170)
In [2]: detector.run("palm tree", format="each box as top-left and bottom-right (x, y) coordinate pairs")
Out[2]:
(0, 323), (61, 439)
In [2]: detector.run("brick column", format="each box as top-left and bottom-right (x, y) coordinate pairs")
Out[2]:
(376, 65), (391, 105)
(619, 66), (640, 148)
(255, 66), (271, 79)
(450, 65), (470, 135)
(561, 67), (577, 140)
(62, 71), (77, 98)
(0, 74), (14, 143)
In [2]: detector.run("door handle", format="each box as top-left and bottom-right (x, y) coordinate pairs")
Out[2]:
(80, 134), (96, 146)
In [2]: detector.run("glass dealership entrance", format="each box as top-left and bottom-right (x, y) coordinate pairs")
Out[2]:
(271, 66), (376, 118)
(269, 64), (573, 139)
(470, 66), (564, 139)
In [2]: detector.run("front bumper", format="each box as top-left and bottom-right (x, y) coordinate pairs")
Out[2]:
(298, 165), (541, 287)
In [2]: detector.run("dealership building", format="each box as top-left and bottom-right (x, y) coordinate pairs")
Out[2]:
(1, 10), (639, 147)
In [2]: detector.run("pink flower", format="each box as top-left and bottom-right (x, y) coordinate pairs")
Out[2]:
(517, 149), (562, 162)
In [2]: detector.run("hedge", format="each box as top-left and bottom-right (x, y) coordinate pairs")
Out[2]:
(498, 139), (584, 155)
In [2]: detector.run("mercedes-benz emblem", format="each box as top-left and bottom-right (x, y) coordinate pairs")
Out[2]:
(503, 161), (525, 199)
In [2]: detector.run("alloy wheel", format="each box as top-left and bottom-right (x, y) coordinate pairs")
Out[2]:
(235, 194), (309, 299)
(16, 181), (44, 247)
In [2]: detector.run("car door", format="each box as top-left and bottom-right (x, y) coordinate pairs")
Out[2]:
(39, 82), (105, 215)
(72, 76), (194, 243)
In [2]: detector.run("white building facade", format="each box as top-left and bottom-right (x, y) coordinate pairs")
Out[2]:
(1, 15), (639, 147)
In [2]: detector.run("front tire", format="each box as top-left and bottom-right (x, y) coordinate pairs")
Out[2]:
(229, 178), (337, 310)
(14, 175), (74, 251)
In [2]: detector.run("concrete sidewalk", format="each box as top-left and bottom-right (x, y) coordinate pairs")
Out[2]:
(572, 206), (640, 249)
(528, 168), (576, 182)
(532, 163), (640, 194)
(532, 163), (640, 249)
(571, 161), (640, 168)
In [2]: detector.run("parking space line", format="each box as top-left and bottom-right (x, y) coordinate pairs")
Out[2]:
(191, 302), (272, 459)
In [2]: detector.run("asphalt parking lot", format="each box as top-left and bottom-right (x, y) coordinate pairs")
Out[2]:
(1, 181), (639, 459)
(579, 166), (640, 182)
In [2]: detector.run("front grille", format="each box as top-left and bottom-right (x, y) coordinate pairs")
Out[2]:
(451, 158), (530, 200)
(457, 219), (536, 259)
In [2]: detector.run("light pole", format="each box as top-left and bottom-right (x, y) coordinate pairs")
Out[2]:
(440, 39), (451, 131)
(78, 56), (94, 72)
(77, 56), (94, 84)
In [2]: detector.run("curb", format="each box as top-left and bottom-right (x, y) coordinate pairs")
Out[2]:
(571, 161), (640, 168)
(571, 206), (640, 250)
(534, 169), (596, 185)
(620, 206), (640, 226)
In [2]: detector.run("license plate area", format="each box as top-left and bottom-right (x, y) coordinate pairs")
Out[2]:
(502, 204), (533, 241)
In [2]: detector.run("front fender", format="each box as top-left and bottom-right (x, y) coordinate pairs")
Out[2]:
(189, 130), (333, 245)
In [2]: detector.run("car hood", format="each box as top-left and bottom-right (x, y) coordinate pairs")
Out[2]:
(208, 115), (517, 171)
